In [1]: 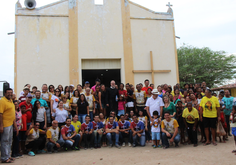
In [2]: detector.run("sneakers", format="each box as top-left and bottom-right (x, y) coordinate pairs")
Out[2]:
(122, 142), (125, 147)
(11, 154), (19, 159)
(109, 144), (113, 148)
(54, 150), (58, 153)
(133, 144), (136, 147)
(73, 147), (80, 151)
(157, 145), (162, 148)
(128, 143), (131, 147)
(64, 148), (68, 151)
(16, 154), (23, 158)
(37, 150), (46, 154)
(48, 151), (52, 154)
(115, 144), (121, 149)
(28, 151), (35, 156)
(153, 145), (157, 148)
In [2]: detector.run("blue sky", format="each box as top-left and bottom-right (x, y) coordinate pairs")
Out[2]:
(0, 0), (236, 91)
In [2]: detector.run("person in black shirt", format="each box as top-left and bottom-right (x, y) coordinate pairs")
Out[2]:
(76, 94), (89, 123)
(107, 80), (119, 116)
(126, 83), (134, 114)
(101, 84), (108, 117)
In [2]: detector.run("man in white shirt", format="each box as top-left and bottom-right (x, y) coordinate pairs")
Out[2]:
(145, 89), (164, 119)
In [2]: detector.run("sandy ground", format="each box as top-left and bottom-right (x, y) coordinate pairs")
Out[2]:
(11, 136), (235, 165)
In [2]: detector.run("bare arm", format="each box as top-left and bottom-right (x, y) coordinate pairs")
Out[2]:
(146, 106), (151, 118)
(99, 92), (102, 109)
(44, 111), (47, 128)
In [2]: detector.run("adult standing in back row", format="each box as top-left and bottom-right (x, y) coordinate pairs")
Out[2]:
(107, 80), (119, 115)
(146, 89), (164, 119)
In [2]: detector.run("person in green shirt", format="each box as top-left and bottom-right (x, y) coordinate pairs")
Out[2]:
(223, 90), (234, 136)
(163, 95), (176, 119)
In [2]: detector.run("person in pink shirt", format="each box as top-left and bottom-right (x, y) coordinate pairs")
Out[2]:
(118, 95), (126, 117)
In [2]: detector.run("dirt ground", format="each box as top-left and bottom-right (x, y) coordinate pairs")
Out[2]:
(11, 136), (235, 165)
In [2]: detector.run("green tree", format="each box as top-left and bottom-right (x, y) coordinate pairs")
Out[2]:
(178, 45), (236, 88)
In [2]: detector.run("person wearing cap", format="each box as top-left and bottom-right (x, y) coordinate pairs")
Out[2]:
(18, 87), (30, 103)
(83, 81), (91, 93)
(19, 84), (31, 97)
(19, 93), (33, 129)
(145, 89), (164, 119)
(69, 84), (75, 98)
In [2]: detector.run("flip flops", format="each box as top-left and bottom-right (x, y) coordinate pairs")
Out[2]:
(203, 142), (211, 146)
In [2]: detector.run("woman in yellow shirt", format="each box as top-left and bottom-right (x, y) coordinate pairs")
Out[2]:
(71, 115), (83, 148)
(182, 103), (199, 147)
(70, 90), (80, 117)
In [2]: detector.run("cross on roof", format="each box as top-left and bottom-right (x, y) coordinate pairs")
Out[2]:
(166, 2), (173, 8)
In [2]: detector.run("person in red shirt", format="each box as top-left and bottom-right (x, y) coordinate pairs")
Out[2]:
(19, 105), (27, 154)
(142, 79), (152, 94)
(19, 94), (33, 129)
(118, 83), (127, 98)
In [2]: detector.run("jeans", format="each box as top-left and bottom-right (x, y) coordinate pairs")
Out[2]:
(119, 131), (131, 143)
(78, 114), (87, 123)
(83, 133), (94, 147)
(161, 132), (180, 147)
(187, 123), (198, 144)
(26, 137), (46, 152)
(12, 131), (20, 156)
(89, 111), (93, 122)
(47, 140), (65, 152)
(94, 131), (102, 146)
(106, 132), (119, 145)
(64, 134), (80, 148)
(1, 125), (13, 161)
(133, 134), (145, 146)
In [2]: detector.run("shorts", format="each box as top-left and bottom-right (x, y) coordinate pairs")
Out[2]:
(203, 117), (217, 128)
(232, 127), (236, 136)
(152, 132), (160, 140)
(19, 131), (27, 141)
(126, 102), (134, 108)
(118, 110), (125, 116)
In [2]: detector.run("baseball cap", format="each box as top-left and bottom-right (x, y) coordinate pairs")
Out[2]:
(26, 93), (33, 98)
(85, 81), (90, 84)
(69, 84), (74, 87)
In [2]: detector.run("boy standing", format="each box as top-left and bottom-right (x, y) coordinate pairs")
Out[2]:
(150, 111), (161, 148)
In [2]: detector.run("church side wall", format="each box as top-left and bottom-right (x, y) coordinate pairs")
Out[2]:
(16, 16), (69, 95)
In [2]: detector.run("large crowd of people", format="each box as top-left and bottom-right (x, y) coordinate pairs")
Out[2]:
(1, 79), (236, 163)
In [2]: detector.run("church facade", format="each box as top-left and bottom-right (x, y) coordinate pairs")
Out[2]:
(14, 0), (179, 95)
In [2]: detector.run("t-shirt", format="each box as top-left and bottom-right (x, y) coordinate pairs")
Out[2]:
(81, 122), (93, 132)
(41, 92), (50, 100)
(130, 121), (145, 135)
(19, 101), (33, 123)
(71, 121), (82, 134)
(20, 113), (27, 131)
(25, 128), (43, 145)
(85, 94), (95, 110)
(106, 121), (118, 129)
(92, 121), (104, 130)
(223, 96), (234, 116)
(36, 107), (46, 122)
(145, 96), (164, 117)
(127, 90), (134, 102)
(138, 116), (147, 126)
(46, 127), (60, 142)
(60, 125), (75, 140)
(200, 96), (220, 118)
(134, 91), (147, 106)
(182, 108), (199, 124)
(77, 101), (89, 114)
(52, 108), (68, 123)
(118, 101), (125, 110)
(142, 87), (151, 94)
(31, 98), (48, 108)
(0, 97), (15, 127)
(51, 95), (60, 110)
(119, 90), (127, 97)
(161, 118), (179, 134)
(151, 118), (160, 133)
(106, 117), (118, 122)
(163, 102), (176, 117)
(18, 95), (27, 103)
(118, 120), (130, 130)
